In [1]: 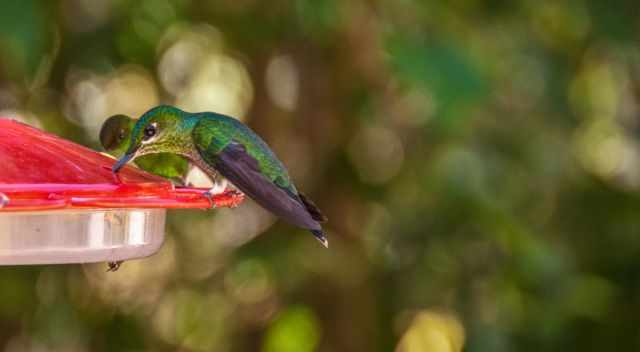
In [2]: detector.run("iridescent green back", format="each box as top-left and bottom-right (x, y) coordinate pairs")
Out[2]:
(193, 112), (297, 194)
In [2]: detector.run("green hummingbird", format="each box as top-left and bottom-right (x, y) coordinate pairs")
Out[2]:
(100, 114), (191, 185)
(111, 105), (328, 247)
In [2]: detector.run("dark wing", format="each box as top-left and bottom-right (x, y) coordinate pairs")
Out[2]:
(213, 142), (322, 231)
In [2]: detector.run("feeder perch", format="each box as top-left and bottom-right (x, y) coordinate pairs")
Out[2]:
(0, 119), (243, 265)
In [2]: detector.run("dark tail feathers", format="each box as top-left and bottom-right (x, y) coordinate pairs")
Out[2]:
(299, 194), (328, 247)
(299, 193), (328, 222)
(311, 229), (328, 248)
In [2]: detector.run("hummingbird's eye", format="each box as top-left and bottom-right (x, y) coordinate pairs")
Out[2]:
(143, 123), (157, 140)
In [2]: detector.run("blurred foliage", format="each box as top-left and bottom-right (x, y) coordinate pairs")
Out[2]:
(0, 0), (640, 351)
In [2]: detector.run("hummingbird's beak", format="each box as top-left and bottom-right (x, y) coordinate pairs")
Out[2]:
(112, 150), (137, 173)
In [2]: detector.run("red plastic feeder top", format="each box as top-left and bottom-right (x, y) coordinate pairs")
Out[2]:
(0, 119), (243, 265)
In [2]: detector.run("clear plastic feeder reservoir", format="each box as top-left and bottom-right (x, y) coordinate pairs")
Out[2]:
(0, 119), (243, 265)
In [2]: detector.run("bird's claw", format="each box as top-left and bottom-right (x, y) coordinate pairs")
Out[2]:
(202, 191), (217, 209)
(106, 261), (124, 272)
(226, 189), (243, 208)
(202, 189), (243, 209)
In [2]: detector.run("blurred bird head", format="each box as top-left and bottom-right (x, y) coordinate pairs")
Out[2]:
(99, 114), (134, 158)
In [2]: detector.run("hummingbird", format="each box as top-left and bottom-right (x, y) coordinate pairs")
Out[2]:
(100, 114), (191, 185)
(111, 105), (328, 247)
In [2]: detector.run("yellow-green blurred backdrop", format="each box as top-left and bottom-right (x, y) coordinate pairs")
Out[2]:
(0, 0), (639, 351)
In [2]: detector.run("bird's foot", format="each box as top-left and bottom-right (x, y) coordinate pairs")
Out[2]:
(226, 189), (243, 208)
(202, 188), (243, 209)
(106, 261), (124, 272)
(202, 190), (217, 209)
(203, 180), (229, 208)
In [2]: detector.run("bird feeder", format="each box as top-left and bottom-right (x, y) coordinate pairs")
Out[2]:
(0, 119), (243, 265)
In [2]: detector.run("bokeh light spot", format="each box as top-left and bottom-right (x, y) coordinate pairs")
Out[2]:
(396, 310), (465, 352)
(263, 305), (321, 352)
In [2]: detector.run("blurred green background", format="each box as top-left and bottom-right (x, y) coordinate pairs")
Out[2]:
(1, 0), (640, 351)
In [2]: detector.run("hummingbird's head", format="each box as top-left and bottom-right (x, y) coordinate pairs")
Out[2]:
(112, 105), (191, 173)
(99, 114), (134, 157)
